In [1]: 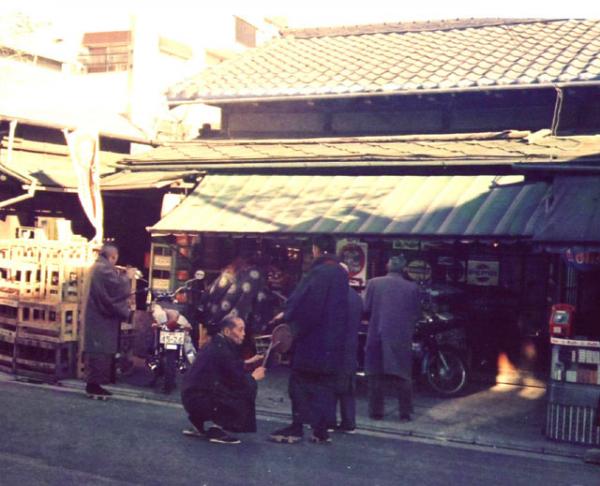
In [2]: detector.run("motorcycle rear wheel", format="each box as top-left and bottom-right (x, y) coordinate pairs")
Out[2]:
(425, 348), (468, 397)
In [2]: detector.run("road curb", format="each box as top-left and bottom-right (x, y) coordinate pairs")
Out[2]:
(2, 372), (586, 462)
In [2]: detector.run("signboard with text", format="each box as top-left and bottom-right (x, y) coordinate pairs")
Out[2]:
(467, 260), (499, 286)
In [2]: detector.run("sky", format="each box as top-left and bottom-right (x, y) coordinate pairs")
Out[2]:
(2, 0), (599, 34)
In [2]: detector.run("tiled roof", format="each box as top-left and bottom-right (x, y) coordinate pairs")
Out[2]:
(0, 137), (121, 189)
(121, 130), (600, 168)
(0, 139), (191, 191)
(168, 19), (600, 103)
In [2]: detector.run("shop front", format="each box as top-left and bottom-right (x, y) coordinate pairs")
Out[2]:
(148, 173), (558, 378)
(532, 175), (600, 445)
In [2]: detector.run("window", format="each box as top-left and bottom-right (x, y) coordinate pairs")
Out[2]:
(79, 31), (132, 73)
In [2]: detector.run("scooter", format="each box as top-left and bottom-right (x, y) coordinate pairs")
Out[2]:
(145, 271), (205, 393)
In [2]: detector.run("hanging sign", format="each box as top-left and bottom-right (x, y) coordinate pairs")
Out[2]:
(337, 239), (368, 286)
(64, 128), (103, 243)
(467, 260), (499, 286)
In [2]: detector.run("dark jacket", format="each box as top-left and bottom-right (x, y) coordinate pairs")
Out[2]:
(284, 254), (349, 375)
(363, 272), (421, 379)
(181, 333), (258, 432)
(343, 287), (363, 374)
(82, 256), (131, 354)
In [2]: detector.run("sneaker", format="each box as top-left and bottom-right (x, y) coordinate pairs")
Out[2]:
(269, 424), (304, 444)
(310, 430), (332, 444)
(335, 424), (356, 434)
(206, 426), (240, 444)
(182, 425), (205, 438)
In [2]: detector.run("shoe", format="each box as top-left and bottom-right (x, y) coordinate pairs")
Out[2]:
(86, 383), (112, 400)
(206, 426), (240, 444)
(182, 425), (205, 438)
(369, 413), (383, 420)
(310, 430), (332, 444)
(335, 424), (356, 434)
(399, 414), (411, 422)
(269, 424), (304, 444)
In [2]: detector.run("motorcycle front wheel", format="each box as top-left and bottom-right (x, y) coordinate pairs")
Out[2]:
(425, 348), (468, 397)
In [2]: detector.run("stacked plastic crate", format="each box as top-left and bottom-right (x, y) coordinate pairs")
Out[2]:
(0, 235), (96, 382)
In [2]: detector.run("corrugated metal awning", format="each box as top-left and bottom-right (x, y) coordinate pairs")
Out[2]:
(533, 175), (600, 244)
(151, 174), (549, 237)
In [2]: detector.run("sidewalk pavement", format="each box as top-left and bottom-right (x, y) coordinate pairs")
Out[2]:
(2, 364), (592, 460)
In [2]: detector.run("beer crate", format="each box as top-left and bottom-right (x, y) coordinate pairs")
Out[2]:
(0, 259), (44, 300)
(0, 340), (14, 373)
(17, 301), (79, 343)
(0, 296), (19, 326)
(14, 338), (77, 382)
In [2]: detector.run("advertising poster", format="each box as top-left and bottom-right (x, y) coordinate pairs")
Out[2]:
(337, 239), (368, 287)
(467, 260), (500, 286)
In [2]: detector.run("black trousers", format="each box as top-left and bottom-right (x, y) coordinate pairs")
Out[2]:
(368, 374), (413, 417)
(329, 374), (357, 429)
(181, 387), (257, 433)
(85, 352), (113, 385)
(289, 370), (337, 434)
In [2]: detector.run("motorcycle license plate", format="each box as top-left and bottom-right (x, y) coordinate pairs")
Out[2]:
(160, 331), (185, 346)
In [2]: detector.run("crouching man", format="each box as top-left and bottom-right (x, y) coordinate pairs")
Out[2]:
(181, 316), (265, 444)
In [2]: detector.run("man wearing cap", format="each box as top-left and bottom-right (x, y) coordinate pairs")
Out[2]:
(363, 255), (421, 421)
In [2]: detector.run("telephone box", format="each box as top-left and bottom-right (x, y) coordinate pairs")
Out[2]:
(549, 304), (575, 338)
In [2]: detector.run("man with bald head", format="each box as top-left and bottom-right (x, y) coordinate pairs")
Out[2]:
(82, 244), (132, 399)
(364, 255), (421, 421)
(181, 316), (265, 444)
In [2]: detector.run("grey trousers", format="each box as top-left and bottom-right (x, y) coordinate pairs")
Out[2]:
(368, 374), (413, 417)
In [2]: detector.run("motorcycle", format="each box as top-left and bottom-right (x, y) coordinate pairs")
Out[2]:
(413, 311), (469, 396)
(412, 285), (470, 396)
(145, 271), (205, 393)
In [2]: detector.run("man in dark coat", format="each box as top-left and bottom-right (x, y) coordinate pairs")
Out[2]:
(82, 244), (132, 398)
(269, 235), (349, 444)
(364, 255), (421, 421)
(327, 262), (363, 433)
(181, 316), (265, 444)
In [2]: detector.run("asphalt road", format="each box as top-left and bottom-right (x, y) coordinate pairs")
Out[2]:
(0, 381), (597, 486)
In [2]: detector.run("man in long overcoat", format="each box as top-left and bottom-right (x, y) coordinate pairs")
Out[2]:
(82, 244), (132, 398)
(269, 235), (349, 444)
(364, 255), (421, 420)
